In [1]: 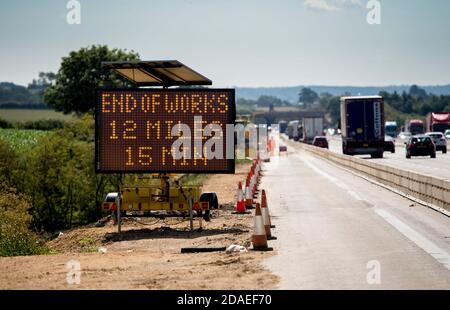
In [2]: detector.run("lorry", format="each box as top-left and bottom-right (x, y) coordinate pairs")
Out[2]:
(286, 120), (300, 141)
(301, 117), (324, 144)
(278, 120), (288, 134)
(340, 96), (384, 158)
(385, 121), (398, 138)
(425, 112), (450, 133)
(405, 119), (424, 135)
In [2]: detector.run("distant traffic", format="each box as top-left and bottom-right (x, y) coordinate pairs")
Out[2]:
(280, 96), (450, 161)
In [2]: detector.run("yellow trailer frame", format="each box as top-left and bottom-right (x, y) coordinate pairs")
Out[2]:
(120, 177), (208, 214)
(116, 175), (213, 220)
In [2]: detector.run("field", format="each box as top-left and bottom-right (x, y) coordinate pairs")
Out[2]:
(0, 128), (49, 151)
(0, 109), (74, 122)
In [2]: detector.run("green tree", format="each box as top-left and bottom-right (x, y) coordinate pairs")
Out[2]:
(319, 93), (340, 126)
(256, 95), (282, 107)
(409, 85), (427, 99)
(44, 45), (139, 115)
(298, 87), (319, 108)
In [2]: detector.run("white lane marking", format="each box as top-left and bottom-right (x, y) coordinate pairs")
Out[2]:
(347, 190), (364, 201)
(297, 154), (346, 189)
(374, 208), (450, 270)
(296, 148), (450, 270)
(297, 154), (364, 200)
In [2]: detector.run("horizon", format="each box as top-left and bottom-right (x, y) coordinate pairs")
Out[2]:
(4, 80), (450, 89)
(1, 0), (449, 87)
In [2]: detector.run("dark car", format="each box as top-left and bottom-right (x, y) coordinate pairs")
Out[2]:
(405, 135), (436, 159)
(312, 136), (329, 149)
(384, 135), (395, 153)
(279, 145), (288, 152)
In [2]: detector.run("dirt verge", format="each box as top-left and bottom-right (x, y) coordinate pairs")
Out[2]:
(0, 163), (278, 289)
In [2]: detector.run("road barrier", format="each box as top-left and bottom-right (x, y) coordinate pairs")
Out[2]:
(297, 142), (450, 212)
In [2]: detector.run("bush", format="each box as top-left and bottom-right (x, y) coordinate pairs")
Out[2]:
(0, 138), (19, 185)
(19, 119), (65, 131)
(2, 114), (143, 233)
(24, 115), (129, 232)
(0, 184), (47, 256)
(0, 117), (13, 129)
(0, 116), (65, 130)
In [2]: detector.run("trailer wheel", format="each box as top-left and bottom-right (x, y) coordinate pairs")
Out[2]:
(203, 210), (211, 222)
(200, 192), (219, 209)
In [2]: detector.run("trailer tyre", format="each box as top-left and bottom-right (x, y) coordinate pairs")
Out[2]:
(200, 192), (219, 210)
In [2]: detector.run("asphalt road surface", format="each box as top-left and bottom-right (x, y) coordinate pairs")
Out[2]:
(262, 140), (450, 289)
(326, 136), (450, 180)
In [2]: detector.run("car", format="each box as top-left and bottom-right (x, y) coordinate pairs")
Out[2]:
(398, 131), (412, 140)
(384, 135), (395, 153)
(279, 145), (288, 152)
(405, 135), (436, 159)
(425, 132), (447, 153)
(312, 136), (329, 149)
(445, 129), (450, 140)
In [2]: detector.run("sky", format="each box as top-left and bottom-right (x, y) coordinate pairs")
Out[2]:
(0, 0), (449, 87)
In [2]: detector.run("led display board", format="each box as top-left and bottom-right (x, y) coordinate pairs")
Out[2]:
(96, 89), (235, 173)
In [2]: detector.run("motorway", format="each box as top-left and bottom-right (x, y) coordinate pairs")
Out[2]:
(262, 139), (450, 289)
(328, 136), (450, 180)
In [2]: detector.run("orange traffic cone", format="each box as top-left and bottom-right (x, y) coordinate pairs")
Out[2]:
(261, 189), (275, 228)
(234, 182), (249, 214)
(251, 203), (271, 251)
(245, 178), (254, 209)
(261, 197), (276, 240)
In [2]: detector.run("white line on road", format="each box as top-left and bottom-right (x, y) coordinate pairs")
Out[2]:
(297, 155), (344, 187)
(347, 190), (364, 201)
(297, 154), (363, 200)
(374, 208), (450, 270)
(297, 151), (450, 271)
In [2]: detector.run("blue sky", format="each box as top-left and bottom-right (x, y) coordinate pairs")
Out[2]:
(0, 0), (449, 87)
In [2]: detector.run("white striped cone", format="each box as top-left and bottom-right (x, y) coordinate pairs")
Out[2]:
(251, 203), (268, 250)
(261, 204), (272, 238)
(245, 182), (253, 207)
(237, 187), (243, 201)
(235, 186), (246, 213)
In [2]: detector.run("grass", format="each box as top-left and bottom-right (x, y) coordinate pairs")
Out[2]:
(0, 109), (74, 122)
(0, 128), (49, 152)
(78, 236), (98, 253)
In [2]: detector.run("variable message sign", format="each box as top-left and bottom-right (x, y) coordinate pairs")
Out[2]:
(96, 89), (235, 173)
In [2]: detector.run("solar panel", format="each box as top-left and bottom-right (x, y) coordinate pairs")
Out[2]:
(102, 60), (212, 87)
